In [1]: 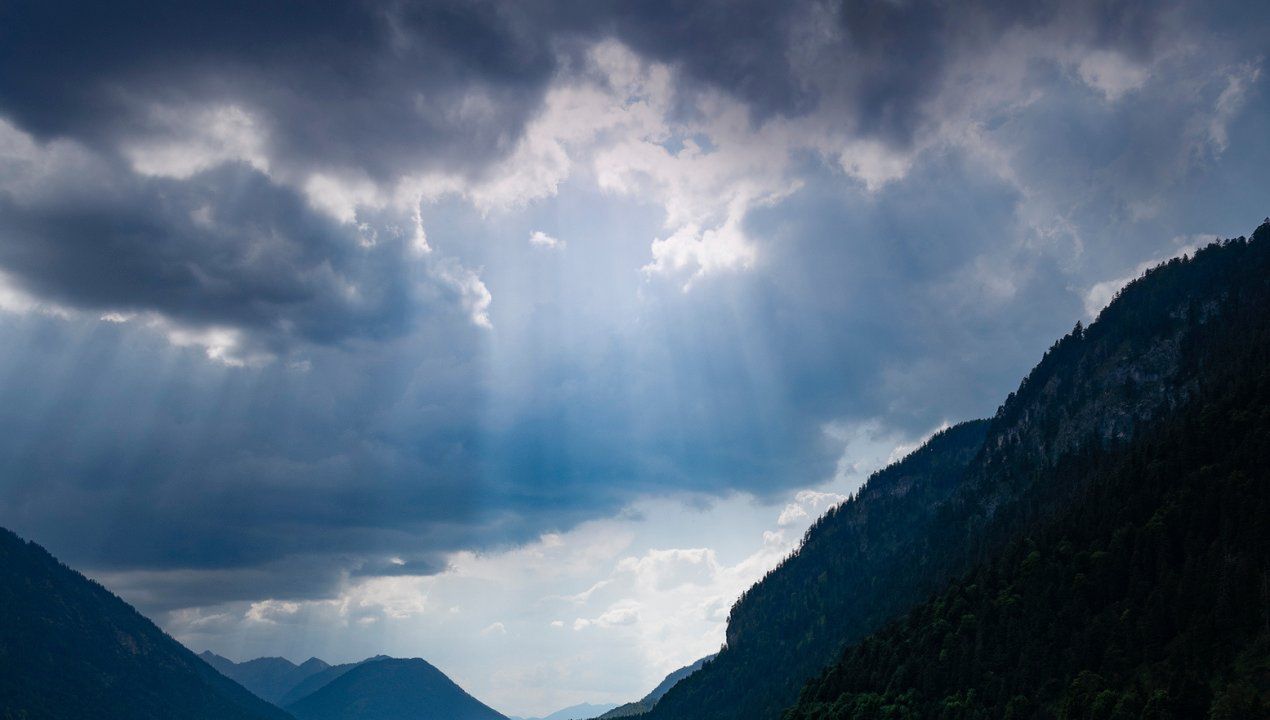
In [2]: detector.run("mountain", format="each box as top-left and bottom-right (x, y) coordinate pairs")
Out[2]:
(199, 651), (332, 705)
(278, 656), (391, 707)
(512, 702), (619, 720)
(644, 418), (990, 720)
(598, 655), (717, 718)
(647, 222), (1270, 720)
(787, 224), (1270, 717)
(285, 657), (507, 720)
(0, 527), (294, 720)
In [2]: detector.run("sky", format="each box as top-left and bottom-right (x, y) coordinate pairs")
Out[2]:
(1, 0), (1268, 716)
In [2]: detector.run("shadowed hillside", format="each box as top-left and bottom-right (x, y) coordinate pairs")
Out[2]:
(0, 528), (294, 720)
(285, 657), (506, 720)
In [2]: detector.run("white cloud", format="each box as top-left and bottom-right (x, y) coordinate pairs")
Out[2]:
(831, 138), (917, 191)
(1077, 51), (1150, 101)
(124, 104), (270, 179)
(616, 548), (720, 591)
(529, 230), (564, 249)
(337, 576), (431, 621)
(432, 259), (493, 329)
(573, 602), (641, 631)
(304, 173), (384, 224)
(777, 490), (847, 527)
(481, 621), (508, 636)
(405, 41), (802, 286)
(144, 316), (273, 368)
(245, 599), (300, 624)
(1208, 62), (1262, 153)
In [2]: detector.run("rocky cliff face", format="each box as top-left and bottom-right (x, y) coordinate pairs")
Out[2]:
(987, 321), (1192, 469)
(975, 227), (1268, 518)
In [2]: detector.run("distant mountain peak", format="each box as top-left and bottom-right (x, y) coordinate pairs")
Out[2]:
(206, 651), (337, 704)
(299, 657), (331, 671)
(286, 656), (507, 720)
(516, 701), (620, 720)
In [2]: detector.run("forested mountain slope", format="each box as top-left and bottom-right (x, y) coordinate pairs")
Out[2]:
(0, 528), (294, 720)
(788, 226), (1270, 718)
(598, 654), (717, 718)
(650, 223), (1270, 720)
(645, 419), (990, 720)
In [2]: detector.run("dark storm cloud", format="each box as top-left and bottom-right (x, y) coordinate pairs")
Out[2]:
(0, 162), (416, 348)
(0, 0), (1205, 351)
(0, 0), (557, 181)
(588, 0), (1170, 142)
(0, 1), (1180, 181)
(0, 308), (489, 607)
(0, 0), (1267, 619)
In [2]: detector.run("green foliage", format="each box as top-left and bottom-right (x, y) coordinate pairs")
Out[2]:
(785, 225), (1270, 720)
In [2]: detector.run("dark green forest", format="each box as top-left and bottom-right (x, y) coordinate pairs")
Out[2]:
(784, 226), (1270, 719)
(651, 223), (1270, 720)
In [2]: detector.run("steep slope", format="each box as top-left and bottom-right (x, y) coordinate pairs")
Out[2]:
(598, 655), (717, 718)
(200, 652), (332, 705)
(0, 527), (294, 720)
(645, 419), (991, 720)
(278, 656), (390, 707)
(285, 657), (506, 720)
(649, 223), (1270, 720)
(789, 228), (1270, 718)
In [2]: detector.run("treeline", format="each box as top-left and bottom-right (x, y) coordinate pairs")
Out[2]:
(786, 227), (1270, 719)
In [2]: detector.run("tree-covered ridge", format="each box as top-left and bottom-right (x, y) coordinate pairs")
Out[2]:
(0, 528), (294, 720)
(651, 223), (1270, 720)
(645, 418), (991, 720)
(787, 228), (1270, 719)
(597, 654), (716, 718)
